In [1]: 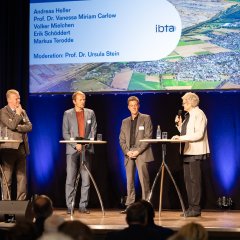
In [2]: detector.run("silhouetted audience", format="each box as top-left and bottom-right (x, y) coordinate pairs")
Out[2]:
(38, 232), (73, 240)
(168, 222), (208, 240)
(32, 195), (53, 237)
(7, 220), (38, 240)
(1, 197), (208, 240)
(58, 220), (93, 240)
(44, 214), (65, 233)
(139, 200), (174, 240)
(106, 201), (160, 240)
(0, 229), (7, 240)
(168, 234), (187, 240)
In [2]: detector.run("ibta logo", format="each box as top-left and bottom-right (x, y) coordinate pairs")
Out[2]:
(155, 24), (176, 33)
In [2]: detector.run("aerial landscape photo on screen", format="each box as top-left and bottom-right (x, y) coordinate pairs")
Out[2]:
(29, 0), (240, 93)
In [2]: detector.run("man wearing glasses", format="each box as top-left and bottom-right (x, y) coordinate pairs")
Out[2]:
(119, 96), (154, 213)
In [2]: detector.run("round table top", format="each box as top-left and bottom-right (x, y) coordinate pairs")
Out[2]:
(0, 139), (22, 143)
(140, 138), (188, 143)
(59, 139), (107, 144)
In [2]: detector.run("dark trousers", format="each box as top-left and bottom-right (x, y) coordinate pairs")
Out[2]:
(0, 144), (27, 200)
(183, 160), (202, 212)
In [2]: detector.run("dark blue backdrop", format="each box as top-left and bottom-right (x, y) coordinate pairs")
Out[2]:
(27, 91), (240, 209)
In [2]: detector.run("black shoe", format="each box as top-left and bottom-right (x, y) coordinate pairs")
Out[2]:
(185, 210), (201, 217)
(67, 208), (74, 214)
(180, 209), (191, 217)
(79, 208), (90, 214)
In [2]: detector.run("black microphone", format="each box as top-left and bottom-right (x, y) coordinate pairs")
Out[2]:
(178, 109), (182, 117)
(175, 109), (182, 124)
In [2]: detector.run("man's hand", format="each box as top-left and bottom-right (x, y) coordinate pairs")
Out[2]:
(127, 150), (139, 159)
(75, 144), (82, 152)
(127, 151), (133, 158)
(16, 104), (23, 115)
(175, 115), (182, 127)
(131, 150), (139, 158)
(171, 135), (180, 140)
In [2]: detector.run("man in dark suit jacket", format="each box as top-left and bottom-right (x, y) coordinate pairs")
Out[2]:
(0, 89), (32, 200)
(119, 96), (154, 213)
(62, 91), (97, 214)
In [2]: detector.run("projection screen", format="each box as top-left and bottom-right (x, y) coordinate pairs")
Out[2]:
(30, 0), (240, 93)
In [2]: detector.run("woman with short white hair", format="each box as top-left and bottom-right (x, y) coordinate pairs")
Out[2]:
(182, 92), (199, 107)
(172, 92), (210, 217)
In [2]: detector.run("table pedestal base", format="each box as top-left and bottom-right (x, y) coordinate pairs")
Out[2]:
(148, 143), (186, 217)
(70, 145), (105, 216)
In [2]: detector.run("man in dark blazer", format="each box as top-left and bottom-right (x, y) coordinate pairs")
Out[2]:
(119, 96), (154, 213)
(62, 91), (97, 214)
(0, 89), (32, 200)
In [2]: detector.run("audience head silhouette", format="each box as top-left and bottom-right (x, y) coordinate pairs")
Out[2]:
(38, 232), (73, 240)
(126, 201), (147, 226)
(59, 220), (93, 240)
(44, 214), (65, 233)
(169, 222), (208, 240)
(138, 200), (155, 225)
(32, 194), (54, 238)
(178, 222), (208, 240)
(8, 220), (38, 240)
(139, 200), (174, 240)
(32, 195), (53, 219)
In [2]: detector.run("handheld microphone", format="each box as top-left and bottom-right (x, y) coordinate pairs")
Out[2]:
(178, 109), (182, 117)
(175, 109), (182, 124)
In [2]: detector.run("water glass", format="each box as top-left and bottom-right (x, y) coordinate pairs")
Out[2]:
(97, 134), (102, 141)
(89, 130), (94, 140)
(4, 127), (8, 140)
(162, 132), (168, 139)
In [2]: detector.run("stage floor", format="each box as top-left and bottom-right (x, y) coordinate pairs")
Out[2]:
(54, 209), (240, 239)
(1, 209), (240, 239)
